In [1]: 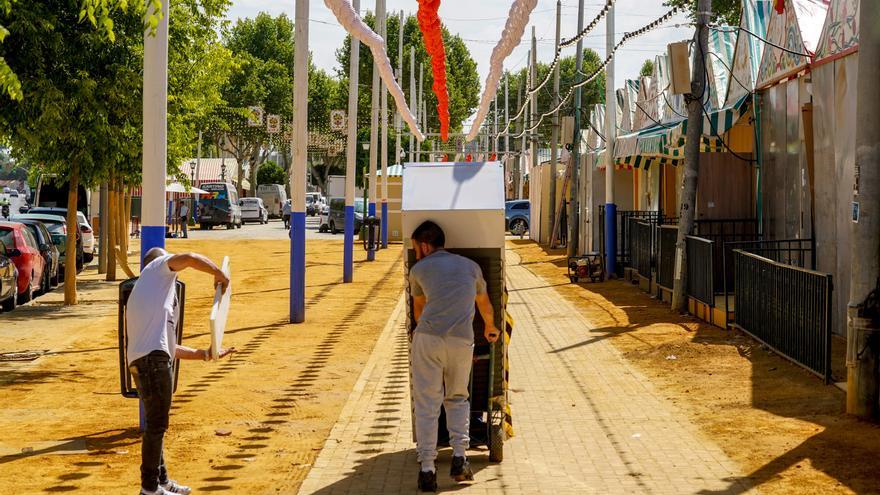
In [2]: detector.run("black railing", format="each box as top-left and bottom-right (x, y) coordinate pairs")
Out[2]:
(731, 249), (833, 383)
(630, 219), (654, 278)
(693, 219), (759, 293)
(686, 235), (715, 305)
(656, 225), (678, 290)
(598, 207), (665, 275)
(723, 238), (815, 319)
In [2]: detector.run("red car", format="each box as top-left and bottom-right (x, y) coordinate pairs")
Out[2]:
(0, 222), (47, 303)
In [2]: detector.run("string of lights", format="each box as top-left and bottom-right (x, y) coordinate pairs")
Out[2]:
(503, 6), (682, 139)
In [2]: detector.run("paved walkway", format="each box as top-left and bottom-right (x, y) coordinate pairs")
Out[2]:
(298, 250), (755, 494)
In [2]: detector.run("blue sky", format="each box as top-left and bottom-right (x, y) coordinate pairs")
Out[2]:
(226, 1), (695, 122)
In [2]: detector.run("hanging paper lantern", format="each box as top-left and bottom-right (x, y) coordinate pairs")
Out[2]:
(417, 0), (450, 141)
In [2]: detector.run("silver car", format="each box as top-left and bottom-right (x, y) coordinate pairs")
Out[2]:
(239, 197), (268, 224)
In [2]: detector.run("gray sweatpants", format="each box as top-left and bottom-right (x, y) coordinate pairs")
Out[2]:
(411, 332), (473, 463)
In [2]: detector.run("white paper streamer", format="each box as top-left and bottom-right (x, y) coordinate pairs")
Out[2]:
(324, 0), (425, 141)
(465, 0), (539, 142)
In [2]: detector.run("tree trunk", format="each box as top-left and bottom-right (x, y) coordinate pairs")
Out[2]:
(124, 187), (132, 255)
(63, 166), (79, 305)
(106, 174), (117, 282)
(671, 0), (711, 312)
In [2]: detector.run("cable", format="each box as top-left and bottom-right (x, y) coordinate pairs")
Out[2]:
(710, 25), (812, 58)
(706, 50), (752, 97)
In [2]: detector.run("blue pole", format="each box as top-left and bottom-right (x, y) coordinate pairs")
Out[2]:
(344, 206), (355, 282)
(343, 0), (361, 283)
(290, 0), (309, 323)
(290, 211), (306, 323)
(381, 201), (388, 248)
(604, 202), (617, 277)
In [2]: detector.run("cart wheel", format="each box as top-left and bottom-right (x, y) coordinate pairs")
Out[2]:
(488, 423), (504, 463)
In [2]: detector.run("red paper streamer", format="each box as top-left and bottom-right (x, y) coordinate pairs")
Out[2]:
(417, 0), (450, 141)
(774, 0), (785, 14)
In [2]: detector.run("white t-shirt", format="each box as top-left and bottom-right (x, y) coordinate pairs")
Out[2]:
(179, 204), (189, 217)
(126, 255), (180, 365)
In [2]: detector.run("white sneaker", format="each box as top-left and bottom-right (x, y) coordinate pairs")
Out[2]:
(160, 480), (192, 495)
(139, 488), (171, 495)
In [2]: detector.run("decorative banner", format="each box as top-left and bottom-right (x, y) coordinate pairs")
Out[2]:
(330, 109), (347, 131)
(465, 0), (539, 142)
(323, 0), (425, 141)
(247, 106), (264, 127)
(416, 0), (450, 141)
(266, 114), (281, 134)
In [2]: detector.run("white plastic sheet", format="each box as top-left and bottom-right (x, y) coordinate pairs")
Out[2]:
(209, 257), (232, 361)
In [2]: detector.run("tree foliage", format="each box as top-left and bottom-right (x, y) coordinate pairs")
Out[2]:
(640, 59), (655, 78)
(256, 160), (285, 186)
(665, 0), (741, 27)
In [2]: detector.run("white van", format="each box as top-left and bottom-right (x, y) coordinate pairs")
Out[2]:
(257, 184), (287, 218)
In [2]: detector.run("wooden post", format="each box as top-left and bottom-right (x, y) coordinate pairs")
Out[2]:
(63, 166), (79, 305)
(107, 174), (117, 282)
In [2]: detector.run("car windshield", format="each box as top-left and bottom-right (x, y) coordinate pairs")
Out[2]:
(44, 223), (65, 235)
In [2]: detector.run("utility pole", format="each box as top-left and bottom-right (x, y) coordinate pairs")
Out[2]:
(343, 0), (360, 283)
(409, 47), (416, 163)
(602, 0), (615, 273)
(530, 28), (538, 211)
(505, 75), (510, 196)
(290, 0), (309, 322)
(518, 70), (525, 200)
(671, 0), (711, 311)
(380, 2), (389, 249)
(848, 3), (880, 419)
(396, 10), (404, 165)
(569, 0), (586, 257)
(549, 0), (561, 246)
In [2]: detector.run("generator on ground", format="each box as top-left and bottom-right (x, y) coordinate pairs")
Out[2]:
(401, 162), (513, 462)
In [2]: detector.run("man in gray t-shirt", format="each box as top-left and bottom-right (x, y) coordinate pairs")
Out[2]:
(408, 221), (499, 492)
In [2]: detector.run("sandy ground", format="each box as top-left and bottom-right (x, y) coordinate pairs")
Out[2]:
(0, 239), (403, 494)
(510, 240), (880, 495)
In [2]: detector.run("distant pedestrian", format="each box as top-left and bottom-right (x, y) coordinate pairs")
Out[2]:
(282, 199), (291, 230)
(178, 202), (189, 239)
(126, 247), (236, 495)
(408, 220), (499, 492)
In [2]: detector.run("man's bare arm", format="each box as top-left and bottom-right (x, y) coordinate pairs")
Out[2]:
(475, 292), (500, 343)
(167, 253), (229, 292)
(413, 295), (426, 323)
(175, 345), (237, 361)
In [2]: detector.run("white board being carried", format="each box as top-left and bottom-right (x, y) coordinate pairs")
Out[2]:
(401, 162), (505, 249)
(209, 256), (232, 361)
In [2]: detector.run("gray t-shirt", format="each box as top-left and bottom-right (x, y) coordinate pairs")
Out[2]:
(409, 250), (487, 341)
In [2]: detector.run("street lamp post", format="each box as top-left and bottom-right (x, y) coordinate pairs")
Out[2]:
(189, 160), (196, 225)
(220, 134), (227, 182)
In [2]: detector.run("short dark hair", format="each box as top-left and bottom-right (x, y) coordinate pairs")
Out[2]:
(411, 220), (445, 248)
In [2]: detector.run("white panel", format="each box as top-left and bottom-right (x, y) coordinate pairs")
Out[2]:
(401, 210), (505, 249)
(401, 162), (504, 212)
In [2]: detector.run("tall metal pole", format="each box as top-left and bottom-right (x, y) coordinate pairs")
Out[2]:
(380, 0), (389, 249)
(602, 0), (615, 272)
(367, 0), (383, 262)
(290, 0), (309, 322)
(848, 2), (880, 419)
(409, 47), (416, 163)
(518, 71), (525, 200)
(141, 0), (169, 266)
(396, 10), (404, 165)
(418, 62), (424, 157)
(344, 0), (361, 283)
(98, 183), (108, 274)
(505, 75), (510, 196)
(530, 28), (538, 205)
(549, 0), (561, 246)
(671, 0), (710, 311)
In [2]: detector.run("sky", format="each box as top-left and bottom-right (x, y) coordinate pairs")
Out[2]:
(226, 1), (695, 123)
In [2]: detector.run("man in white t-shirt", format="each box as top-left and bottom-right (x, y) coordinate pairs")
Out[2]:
(126, 247), (235, 495)
(178, 203), (189, 239)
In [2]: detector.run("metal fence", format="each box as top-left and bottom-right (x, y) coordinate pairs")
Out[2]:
(686, 235), (715, 305)
(656, 225), (678, 290)
(598, 207), (665, 275)
(630, 219), (654, 278)
(731, 249), (833, 382)
(694, 219), (759, 293)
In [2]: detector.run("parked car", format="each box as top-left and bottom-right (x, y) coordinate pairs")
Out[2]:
(18, 219), (60, 288)
(505, 200), (531, 236)
(240, 197), (269, 224)
(325, 198), (364, 235)
(14, 213), (84, 276)
(26, 207), (94, 262)
(317, 203), (331, 233)
(306, 193), (318, 216)
(0, 243), (18, 311)
(0, 221), (48, 303)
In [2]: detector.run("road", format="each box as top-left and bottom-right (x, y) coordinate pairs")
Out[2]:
(181, 216), (338, 241)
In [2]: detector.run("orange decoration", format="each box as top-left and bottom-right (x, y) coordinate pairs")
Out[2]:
(417, 0), (450, 141)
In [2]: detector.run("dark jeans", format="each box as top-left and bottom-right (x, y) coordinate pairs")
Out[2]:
(179, 217), (188, 238)
(130, 350), (173, 491)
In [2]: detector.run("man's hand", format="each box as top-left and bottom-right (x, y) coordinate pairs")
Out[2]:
(209, 347), (237, 360)
(484, 324), (501, 343)
(214, 269), (230, 293)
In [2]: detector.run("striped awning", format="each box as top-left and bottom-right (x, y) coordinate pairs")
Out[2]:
(378, 164), (404, 177)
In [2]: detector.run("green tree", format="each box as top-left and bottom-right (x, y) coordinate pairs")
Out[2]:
(256, 160), (285, 185)
(640, 59), (655, 78)
(335, 12), (481, 144)
(665, 0), (741, 27)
